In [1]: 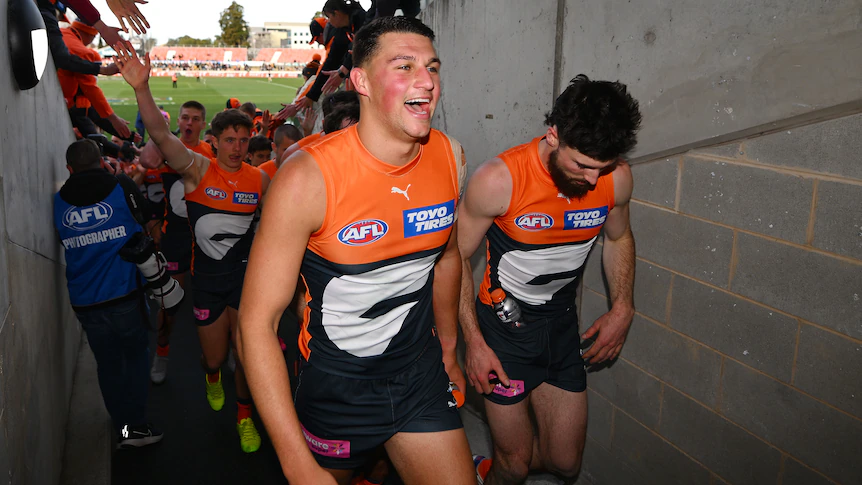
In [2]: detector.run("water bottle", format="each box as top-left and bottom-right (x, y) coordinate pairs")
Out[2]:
(490, 288), (526, 328)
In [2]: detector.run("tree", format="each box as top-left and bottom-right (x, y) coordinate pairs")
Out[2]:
(216, 1), (250, 47)
(166, 35), (214, 46)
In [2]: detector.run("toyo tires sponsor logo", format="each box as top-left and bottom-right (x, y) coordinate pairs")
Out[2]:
(564, 206), (608, 230)
(63, 203), (113, 231)
(338, 219), (388, 246)
(515, 212), (553, 231)
(205, 187), (227, 200)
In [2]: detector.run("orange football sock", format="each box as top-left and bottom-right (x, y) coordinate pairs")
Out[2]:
(237, 400), (252, 422)
(206, 371), (220, 383)
(477, 458), (492, 480)
(156, 344), (170, 357)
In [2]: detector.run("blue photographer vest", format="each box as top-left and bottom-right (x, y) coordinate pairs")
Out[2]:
(54, 184), (141, 307)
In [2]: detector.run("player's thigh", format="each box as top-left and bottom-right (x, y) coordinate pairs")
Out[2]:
(322, 468), (353, 485)
(225, 306), (239, 341)
(484, 395), (535, 464)
(196, 310), (231, 363)
(530, 383), (587, 470)
(385, 428), (475, 485)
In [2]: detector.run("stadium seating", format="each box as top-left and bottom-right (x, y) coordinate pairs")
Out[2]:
(150, 46), (248, 62)
(253, 48), (324, 64)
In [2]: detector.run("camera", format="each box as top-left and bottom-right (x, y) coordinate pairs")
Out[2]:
(119, 232), (185, 313)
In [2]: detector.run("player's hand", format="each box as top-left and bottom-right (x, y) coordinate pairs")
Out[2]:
(320, 69), (345, 95)
(108, 113), (132, 139)
(300, 108), (318, 137)
(465, 339), (510, 395)
(580, 305), (634, 364)
(132, 132), (143, 144)
(94, 20), (123, 47)
(442, 350), (467, 402)
(260, 109), (274, 134)
(106, 0), (150, 35)
(296, 97), (314, 111)
(113, 41), (151, 91)
(275, 103), (300, 121)
(99, 63), (120, 76)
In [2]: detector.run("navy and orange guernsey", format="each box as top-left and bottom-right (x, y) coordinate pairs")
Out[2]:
(162, 141), (214, 234)
(185, 160), (262, 276)
(143, 167), (167, 204)
(299, 124), (464, 379)
(478, 137), (615, 319)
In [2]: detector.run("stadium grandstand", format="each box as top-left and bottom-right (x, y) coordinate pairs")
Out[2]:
(144, 46), (324, 77)
(253, 48), (321, 64)
(149, 46), (249, 63)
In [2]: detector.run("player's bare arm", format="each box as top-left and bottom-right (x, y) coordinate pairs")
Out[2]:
(456, 158), (514, 394)
(113, 41), (208, 189)
(432, 223), (467, 394)
(236, 151), (335, 484)
(581, 161), (635, 364)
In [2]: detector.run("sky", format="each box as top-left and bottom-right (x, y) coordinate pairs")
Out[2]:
(90, 0), (372, 45)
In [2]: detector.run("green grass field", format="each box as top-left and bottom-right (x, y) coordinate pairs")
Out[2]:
(97, 76), (306, 135)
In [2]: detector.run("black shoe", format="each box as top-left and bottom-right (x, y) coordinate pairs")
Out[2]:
(117, 424), (163, 449)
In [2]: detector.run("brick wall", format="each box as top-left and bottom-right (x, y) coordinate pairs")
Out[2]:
(579, 113), (862, 485)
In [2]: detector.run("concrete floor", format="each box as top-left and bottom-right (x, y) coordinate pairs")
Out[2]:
(102, 297), (577, 484)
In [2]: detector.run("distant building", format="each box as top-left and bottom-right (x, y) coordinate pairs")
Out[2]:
(250, 22), (315, 50)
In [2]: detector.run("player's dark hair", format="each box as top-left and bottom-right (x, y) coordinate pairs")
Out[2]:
(180, 100), (206, 120)
(321, 90), (359, 118)
(545, 74), (642, 161)
(248, 135), (271, 154)
(239, 102), (257, 118)
(323, 104), (360, 134)
(204, 129), (214, 136)
(66, 139), (102, 171)
(274, 124), (303, 146)
(323, 0), (362, 15)
(352, 17), (435, 68)
(210, 109), (254, 138)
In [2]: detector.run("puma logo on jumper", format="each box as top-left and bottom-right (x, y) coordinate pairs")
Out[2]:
(391, 184), (411, 201)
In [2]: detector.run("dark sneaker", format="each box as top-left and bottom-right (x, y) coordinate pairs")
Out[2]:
(117, 424), (163, 449)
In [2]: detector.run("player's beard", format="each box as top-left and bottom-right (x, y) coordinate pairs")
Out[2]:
(548, 148), (593, 199)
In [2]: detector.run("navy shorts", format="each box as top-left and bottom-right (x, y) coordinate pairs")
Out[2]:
(191, 266), (245, 326)
(159, 230), (192, 276)
(477, 300), (586, 405)
(294, 342), (463, 469)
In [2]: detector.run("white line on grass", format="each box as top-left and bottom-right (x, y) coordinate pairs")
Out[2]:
(255, 81), (297, 91)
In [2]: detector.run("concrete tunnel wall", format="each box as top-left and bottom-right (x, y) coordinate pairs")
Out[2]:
(422, 1), (862, 484)
(0, 2), (82, 483)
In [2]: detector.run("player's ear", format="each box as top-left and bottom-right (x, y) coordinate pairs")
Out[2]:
(66, 164), (73, 174)
(545, 125), (559, 149)
(351, 67), (370, 97)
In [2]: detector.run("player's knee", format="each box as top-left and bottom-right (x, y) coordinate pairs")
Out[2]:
(493, 450), (531, 482)
(200, 353), (225, 373)
(545, 453), (583, 481)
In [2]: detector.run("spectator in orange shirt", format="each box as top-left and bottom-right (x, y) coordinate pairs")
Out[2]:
(58, 20), (134, 144)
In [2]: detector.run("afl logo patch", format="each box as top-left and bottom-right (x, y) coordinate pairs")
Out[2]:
(63, 203), (113, 230)
(205, 187), (227, 200)
(338, 219), (388, 246)
(515, 213), (554, 231)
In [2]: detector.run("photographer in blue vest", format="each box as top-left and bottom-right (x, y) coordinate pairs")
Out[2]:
(54, 138), (176, 449)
